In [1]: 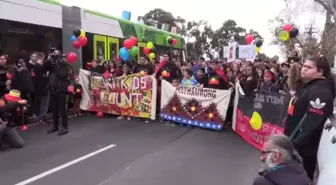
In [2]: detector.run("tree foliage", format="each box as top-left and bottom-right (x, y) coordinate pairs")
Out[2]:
(269, 0), (336, 65)
(142, 9), (268, 59)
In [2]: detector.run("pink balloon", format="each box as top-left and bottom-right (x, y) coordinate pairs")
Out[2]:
(283, 24), (292, 32)
(123, 39), (133, 49)
(245, 34), (254, 44)
(67, 52), (77, 64)
(78, 36), (88, 46)
(73, 40), (81, 49)
(129, 36), (138, 46)
(96, 111), (104, 118)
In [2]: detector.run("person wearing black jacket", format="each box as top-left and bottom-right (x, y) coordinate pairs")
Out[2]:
(284, 56), (335, 180)
(0, 54), (10, 97)
(44, 52), (71, 136)
(155, 52), (180, 83)
(133, 56), (154, 75)
(206, 60), (228, 90)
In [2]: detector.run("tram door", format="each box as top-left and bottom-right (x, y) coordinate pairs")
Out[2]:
(93, 35), (107, 60)
(137, 42), (146, 63)
(107, 37), (119, 61)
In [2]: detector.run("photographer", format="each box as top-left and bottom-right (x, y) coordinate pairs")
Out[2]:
(0, 90), (28, 149)
(44, 49), (71, 136)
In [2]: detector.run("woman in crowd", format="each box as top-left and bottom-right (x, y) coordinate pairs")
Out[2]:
(284, 56), (335, 180)
(239, 64), (258, 96)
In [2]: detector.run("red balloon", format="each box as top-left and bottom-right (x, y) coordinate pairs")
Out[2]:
(67, 52), (77, 64)
(283, 24), (292, 32)
(73, 40), (81, 49)
(245, 34), (254, 44)
(123, 39), (132, 49)
(78, 36), (88, 46)
(96, 111), (104, 118)
(172, 38), (178, 45)
(129, 36), (138, 46)
(143, 47), (150, 55)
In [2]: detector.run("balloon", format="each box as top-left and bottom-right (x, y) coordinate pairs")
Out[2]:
(167, 37), (173, 44)
(148, 53), (155, 60)
(150, 47), (156, 53)
(255, 40), (263, 47)
(146, 42), (154, 49)
(279, 31), (289, 41)
(123, 39), (132, 49)
(120, 47), (130, 61)
(96, 111), (103, 118)
(73, 28), (81, 38)
(71, 35), (78, 42)
(67, 52), (77, 64)
(80, 29), (86, 37)
(172, 38), (177, 45)
(72, 40), (81, 49)
(283, 24), (292, 32)
(130, 46), (139, 57)
(143, 47), (150, 55)
(289, 27), (299, 38)
(129, 36), (138, 46)
(256, 47), (261, 54)
(78, 36), (88, 46)
(250, 111), (262, 130)
(245, 34), (254, 44)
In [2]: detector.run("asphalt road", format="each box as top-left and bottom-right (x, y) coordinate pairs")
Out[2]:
(0, 116), (260, 185)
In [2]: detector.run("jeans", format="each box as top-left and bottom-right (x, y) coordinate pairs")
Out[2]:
(50, 92), (68, 129)
(39, 94), (50, 118)
(0, 124), (24, 148)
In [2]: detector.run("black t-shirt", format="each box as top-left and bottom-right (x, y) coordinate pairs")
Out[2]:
(133, 63), (154, 75)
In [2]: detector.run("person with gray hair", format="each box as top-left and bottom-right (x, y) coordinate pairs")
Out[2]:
(253, 134), (312, 185)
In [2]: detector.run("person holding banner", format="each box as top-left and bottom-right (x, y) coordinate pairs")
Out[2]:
(284, 56), (335, 180)
(207, 60), (228, 90)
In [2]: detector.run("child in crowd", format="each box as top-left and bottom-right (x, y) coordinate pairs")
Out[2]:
(117, 64), (132, 120)
(181, 69), (199, 87)
(196, 68), (208, 88)
(258, 71), (280, 92)
(73, 76), (83, 116)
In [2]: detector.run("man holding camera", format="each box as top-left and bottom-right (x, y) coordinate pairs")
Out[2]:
(44, 49), (71, 135)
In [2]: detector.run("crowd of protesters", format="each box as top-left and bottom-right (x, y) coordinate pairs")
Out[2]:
(0, 47), (335, 184)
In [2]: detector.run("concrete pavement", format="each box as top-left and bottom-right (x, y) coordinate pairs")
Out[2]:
(0, 116), (260, 185)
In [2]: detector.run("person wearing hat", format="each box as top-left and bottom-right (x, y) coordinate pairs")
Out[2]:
(0, 90), (27, 148)
(206, 60), (228, 90)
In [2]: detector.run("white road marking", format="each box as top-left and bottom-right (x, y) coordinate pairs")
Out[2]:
(15, 144), (117, 185)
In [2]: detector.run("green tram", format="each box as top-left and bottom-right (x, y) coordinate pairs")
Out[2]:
(0, 0), (185, 73)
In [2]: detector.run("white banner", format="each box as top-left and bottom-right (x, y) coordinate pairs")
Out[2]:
(160, 80), (232, 130)
(238, 45), (256, 60)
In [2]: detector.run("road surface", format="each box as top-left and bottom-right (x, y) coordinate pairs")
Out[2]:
(0, 116), (260, 185)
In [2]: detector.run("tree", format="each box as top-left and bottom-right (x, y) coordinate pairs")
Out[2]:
(184, 21), (214, 58)
(142, 8), (176, 27)
(269, 0), (336, 65)
(211, 20), (264, 52)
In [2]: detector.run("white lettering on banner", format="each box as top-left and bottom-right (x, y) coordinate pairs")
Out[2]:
(176, 87), (217, 98)
(254, 93), (284, 105)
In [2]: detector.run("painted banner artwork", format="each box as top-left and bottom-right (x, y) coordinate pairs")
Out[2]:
(79, 69), (157, 119)
(233, 84), (290, 150)
(160, 80), (232, 130)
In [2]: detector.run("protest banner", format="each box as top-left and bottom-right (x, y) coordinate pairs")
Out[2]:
(79, 69), (157, 119)
(233, 83), (290, 150)
(160, 80), (232, 130)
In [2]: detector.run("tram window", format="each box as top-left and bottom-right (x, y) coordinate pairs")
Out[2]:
(97, 41), (105, 57)
(139, 46), (145, 57)
(109, 43), (117, 60)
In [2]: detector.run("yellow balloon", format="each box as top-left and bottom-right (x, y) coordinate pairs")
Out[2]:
(249, 111), (263, 130)
(256, 47), (261, 54)
(279, 31), (289, 41)
(146, 42), (154, 49)
(80, 29), (86, 37)
(149, 53), (155, 59)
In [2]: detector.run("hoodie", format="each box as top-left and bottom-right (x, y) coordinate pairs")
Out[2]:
(253, 160), (311, 185)
(285, 78), (335, 157)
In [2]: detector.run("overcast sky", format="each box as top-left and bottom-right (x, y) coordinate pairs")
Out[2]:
(59, 0), (321, 58)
